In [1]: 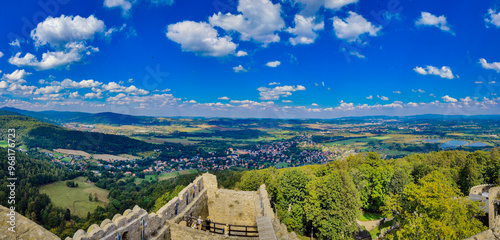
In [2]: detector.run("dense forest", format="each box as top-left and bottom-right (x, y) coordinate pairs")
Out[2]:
(233, 149), (500, 239)
(2, 140), (499, 239)
(0, 115), (158, 154)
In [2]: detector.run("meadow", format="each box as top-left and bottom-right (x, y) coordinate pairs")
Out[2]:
(40, 177), (109, 218)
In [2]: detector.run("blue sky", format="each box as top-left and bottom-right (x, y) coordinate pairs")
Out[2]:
(0, 0), (499, 118)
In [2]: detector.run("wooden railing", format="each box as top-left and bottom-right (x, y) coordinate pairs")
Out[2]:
(183, 216), (259, 237)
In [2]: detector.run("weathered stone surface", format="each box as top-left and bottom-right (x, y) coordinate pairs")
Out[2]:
(208, 189), (258, 226)
(1, 173), (299, 240)
(112, 214), (122, 222)
(72, 229), (86, 240)
(0, 205), (60, 240)
(100, 219), (112, 228)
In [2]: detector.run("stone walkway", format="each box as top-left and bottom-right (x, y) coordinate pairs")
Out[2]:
(256, 215), (277, 240)
(356, 219), (382, 232)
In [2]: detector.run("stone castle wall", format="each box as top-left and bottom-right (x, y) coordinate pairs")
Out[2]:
(3, 172), (298, 240)
(66, 173), (213, 240)
(208, 189), (258, 226)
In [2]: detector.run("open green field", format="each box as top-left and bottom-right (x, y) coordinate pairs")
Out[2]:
(61, 157), (71, 162)
(0, 140), (8, 148)
(275, 162), (289, 168)
(40, 177), (109, 218)
(359, 211), (383, 221)
(158, 169), (198, 181)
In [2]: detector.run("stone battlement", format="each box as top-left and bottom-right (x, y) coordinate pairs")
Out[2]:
(2, 173), (298, 240)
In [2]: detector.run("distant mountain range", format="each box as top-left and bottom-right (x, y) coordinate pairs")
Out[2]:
(2, 107), (500, 126)
(0, 111), (158, 154)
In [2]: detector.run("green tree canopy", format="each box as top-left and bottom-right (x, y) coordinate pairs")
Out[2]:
(305, 170), (361, 239)
(383, 171), (486, 240)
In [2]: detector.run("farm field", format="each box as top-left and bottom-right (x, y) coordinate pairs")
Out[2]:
(0, 140), (7, 148)
(40, 177), (109, 218)
(158, 169), (199, 181)
(53, 148), (91, 157)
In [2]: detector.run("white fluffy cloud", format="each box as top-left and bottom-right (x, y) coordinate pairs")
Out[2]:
(265, 61), (281, 67)
(442, 95), (457, 103)
(9, 40), (21, 48)
(479, 58), (500, 72)
(218, 96), (230, 100)
(35, 85), (63, 95)
(485, 9), (500, 28)
(0, 81), (8, 89)
(233, 65), (247, 72)
(294, 0), (358, 16)
(286, 15), (324, 45)
(166, 21), (237, 57)
(413, 65), (456, 79)
(104, 0), (174, 16)
(2, 69), (31, 83)
(84, 92), (104, 99)
(10, 15), (106, 70)
(257, 85), (305, 100)
(366, 95), (373, 99)
(61, 79), (103, 88)
(235, 50), (248, 57)
(209, 0), (285, 45)
(9, 42), (98, 70)
(31, 15), (106, 48)
(332, 12), (381, 42)
(104, 0), (132, 16)
(0, 51), (3, 58)
(415, 12), (453, 34)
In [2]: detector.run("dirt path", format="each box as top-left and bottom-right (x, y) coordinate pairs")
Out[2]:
(357, 219), (381, 231)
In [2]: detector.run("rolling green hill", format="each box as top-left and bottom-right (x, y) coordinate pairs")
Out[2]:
(0, 113), (158, 154)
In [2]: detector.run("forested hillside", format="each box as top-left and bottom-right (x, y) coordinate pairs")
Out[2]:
(233, 149), (500, 239)
(0, 114), (158, 154)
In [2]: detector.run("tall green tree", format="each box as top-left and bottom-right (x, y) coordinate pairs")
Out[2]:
(386, 167), (412, 196)
(383, 171), (486, 240)
(305, 170), (361, 239)
(458, 156), (482, 195)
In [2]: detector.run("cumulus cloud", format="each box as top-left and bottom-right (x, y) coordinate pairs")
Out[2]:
(166, 21), (237, 57)
(2, 69), (31, 83)
(35, 85), (63, 95)
(235, 50), (248, 57)
(332, 12), (381, 42)
(0, 51), (3, 58)
(9, 42), (99, 70)
(282, 100), (292, 103)
(393, 91), (401, 94)
(413, 65), (456, 79)
(265, 61), (281, 67)
(286, 15), (324, 45)
(366, 95), (373, 99)
(9, 39), (21, 48)
(485, 9), (500, 28)
(0, 81), (8, 89)
(61, 79), (103, 88)
(233, 65), (247, 72)
(415, 12), (454, 34)
(257, 85), (305, 100)
(31, 15), (106, 48)
(378, 95), (389, 101)
(218, 96), (230, 100)
(104, 0), (174, 16)
(269, 82), (280, 85)
(104, 0), (132, 16)
(442, 95), (457, 102)
(84, 92), (103, 99)
(209, 0), (285, 45)
(294, 0), (358, 16)
(479, 58), (500, 72)
(10, 15), (106, 71)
